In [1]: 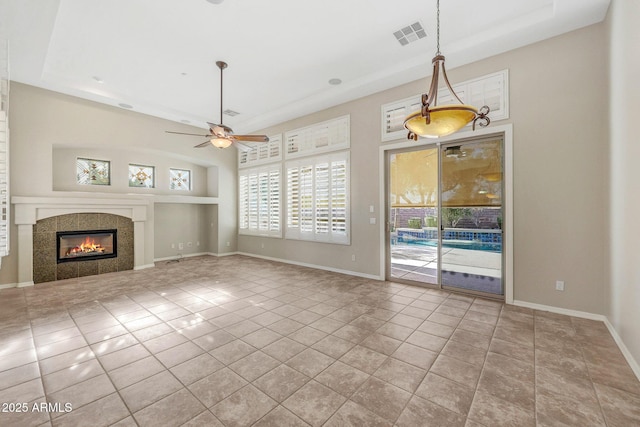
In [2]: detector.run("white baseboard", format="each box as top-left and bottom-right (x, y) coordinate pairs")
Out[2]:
(603, 318), (640, 381)
(512, 300), (606, 321)
(236, 252), (382, 281)
(0, 282), (18, 289)
(513, 299), (640, 381)
(134, 264), (155, 271)
(18, 281), (35, 288)
(153, 252), (212, 263)
(209, 251), (239, 257)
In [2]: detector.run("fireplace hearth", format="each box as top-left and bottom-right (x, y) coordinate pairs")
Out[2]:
(56, 229), (117, 263)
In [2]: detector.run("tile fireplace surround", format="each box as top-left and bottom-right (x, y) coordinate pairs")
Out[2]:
(34, 214), (133, 284)
(12, 196), (148, 287)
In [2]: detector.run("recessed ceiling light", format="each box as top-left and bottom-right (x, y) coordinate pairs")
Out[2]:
(92, 76), (104, 83)
(180, 119), (191, 123)
(181, 72), (187, 76)
(328, 78), (342, 85)
(118, 103), (133, 109)
(206, 0), (224, 4)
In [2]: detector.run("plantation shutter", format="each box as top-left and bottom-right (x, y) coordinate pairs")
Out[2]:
(238, 164), (281, 237)
(285, 152), (350, 244)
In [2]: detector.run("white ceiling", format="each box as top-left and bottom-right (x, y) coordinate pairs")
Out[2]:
(2, 0), (610, 134)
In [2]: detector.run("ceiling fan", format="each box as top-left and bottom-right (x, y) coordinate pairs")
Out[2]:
(166, 61), (269, 151)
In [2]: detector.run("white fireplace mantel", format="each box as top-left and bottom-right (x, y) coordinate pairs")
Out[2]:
(12, 195), (150, 287)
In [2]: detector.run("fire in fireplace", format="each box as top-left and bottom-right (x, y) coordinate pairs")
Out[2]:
(56, 229), (117, 263)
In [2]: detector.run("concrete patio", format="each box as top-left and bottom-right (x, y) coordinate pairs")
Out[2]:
(390, 242), (502, 295)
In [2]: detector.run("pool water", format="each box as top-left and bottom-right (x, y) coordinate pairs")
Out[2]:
(397, 237), (502, 253)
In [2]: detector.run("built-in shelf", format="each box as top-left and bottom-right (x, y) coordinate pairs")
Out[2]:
(153, 195), (218, 204)
(15, 192), (219, 205)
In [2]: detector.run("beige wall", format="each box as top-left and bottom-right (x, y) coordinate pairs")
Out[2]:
(608, 0), (640, 367)
(1, 84), (237, 284)
(240, 23), (609, 313)
(153, 203), (210, 259)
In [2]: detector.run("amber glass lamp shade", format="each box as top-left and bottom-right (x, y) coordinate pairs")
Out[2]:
(210, 137), (233, 148)
(404, 104), (478, 138)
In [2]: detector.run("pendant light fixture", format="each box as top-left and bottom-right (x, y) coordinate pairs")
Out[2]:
(404, 0), (490, 140)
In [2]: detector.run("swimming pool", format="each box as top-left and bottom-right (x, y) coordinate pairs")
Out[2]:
(396, 236), (502, 253)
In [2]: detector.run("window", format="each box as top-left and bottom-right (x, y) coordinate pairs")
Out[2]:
(285, 115), (350, 159)
(239, 164), (281, 237)
(238, 134), (282, 167)
(285, 152), (349, 244)
(170, 168), (191, 191)
(77, 158), (110, 186)
(128, 164), (155, 188)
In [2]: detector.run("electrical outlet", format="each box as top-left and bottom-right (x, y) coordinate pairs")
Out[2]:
(178, 242), (184, 250)
(351, 254), (356, 261)
(196, 241), (200, 246)
(261, 243), (265, 249)
(171, 243), (175, 249)
(226, 241), (230, 247)
(369, 217), (376, 225)
(555, 280), (565, 291)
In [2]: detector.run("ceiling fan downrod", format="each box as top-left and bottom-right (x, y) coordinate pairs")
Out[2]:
(216, 61), (227, 125)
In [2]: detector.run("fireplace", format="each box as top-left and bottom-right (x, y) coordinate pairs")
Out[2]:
(56, 229), (117, 263)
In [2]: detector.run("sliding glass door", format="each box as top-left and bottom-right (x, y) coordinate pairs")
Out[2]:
(388, 147), (439, 284)
(387, 136), (504, 297)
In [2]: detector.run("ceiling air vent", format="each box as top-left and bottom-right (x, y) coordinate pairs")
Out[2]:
(394, 21), (427, 46)
(223, 109), (240, 117)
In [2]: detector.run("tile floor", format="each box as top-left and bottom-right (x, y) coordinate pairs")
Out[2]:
(0, 255), (639, 427)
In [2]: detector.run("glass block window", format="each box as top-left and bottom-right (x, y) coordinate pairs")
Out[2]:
(170, 168), (191, 191)
(77, 158), (110, 186)
(128, 164), (155, 188)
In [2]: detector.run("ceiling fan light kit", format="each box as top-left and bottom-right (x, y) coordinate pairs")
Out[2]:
(166, 60), (269, 150)
(211, 137), (233, 149)
(404, 0), (490, 140)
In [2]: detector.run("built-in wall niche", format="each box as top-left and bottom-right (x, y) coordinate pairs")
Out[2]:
(33, 213), (133, 284)
(52, 146), (211, 196)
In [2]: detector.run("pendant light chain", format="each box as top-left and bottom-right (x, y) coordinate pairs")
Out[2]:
(436, 0), (441, 56)
(402, 0), (490, 139)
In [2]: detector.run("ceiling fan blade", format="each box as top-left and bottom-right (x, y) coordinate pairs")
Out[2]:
(166, 131), (212, 137)
(233, 134), (270, 143)
(233, 141), (256, 152)
(194, 140), (211, 148)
